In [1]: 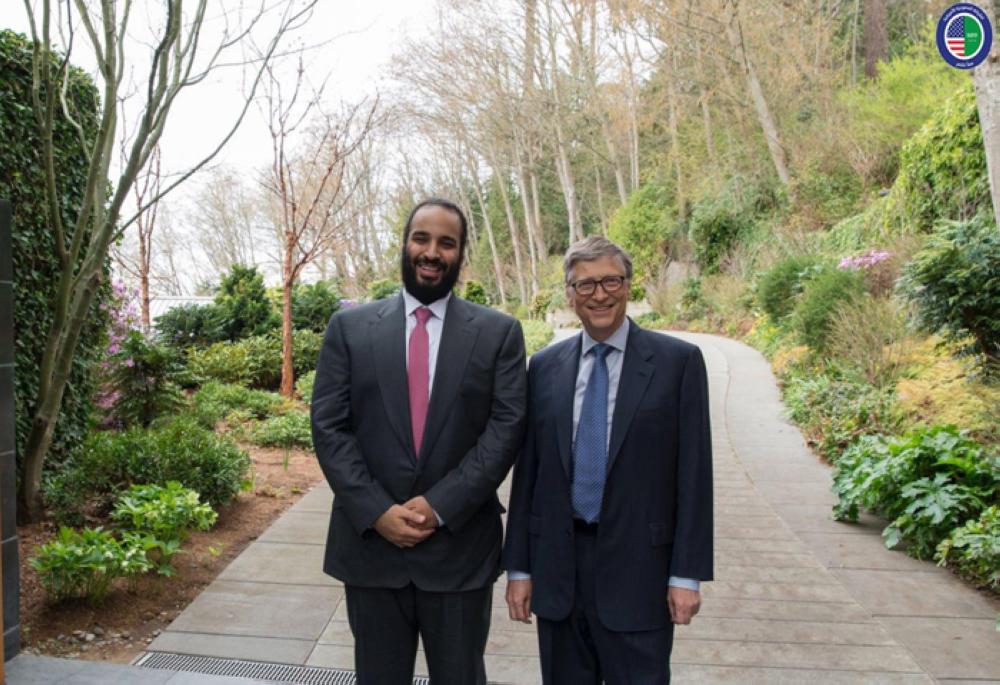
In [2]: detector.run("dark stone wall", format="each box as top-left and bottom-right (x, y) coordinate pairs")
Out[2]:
(0, 200), (19, 658)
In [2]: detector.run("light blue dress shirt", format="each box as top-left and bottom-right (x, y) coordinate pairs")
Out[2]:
(508, 319), (699, 592)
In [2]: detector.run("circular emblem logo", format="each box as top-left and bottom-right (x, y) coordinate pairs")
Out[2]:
(937, 3), (992, 69)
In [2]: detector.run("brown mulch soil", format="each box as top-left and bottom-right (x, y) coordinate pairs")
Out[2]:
(17, 444), (323, 664)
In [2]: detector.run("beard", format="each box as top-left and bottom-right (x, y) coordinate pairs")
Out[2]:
(401, 251), (462, 305)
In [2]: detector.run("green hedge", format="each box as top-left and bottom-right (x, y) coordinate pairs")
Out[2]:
(186, 329), (323, 390)
(1, 30), (111, 472)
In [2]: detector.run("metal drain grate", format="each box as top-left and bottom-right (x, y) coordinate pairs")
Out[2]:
(135, 651), (431, 685)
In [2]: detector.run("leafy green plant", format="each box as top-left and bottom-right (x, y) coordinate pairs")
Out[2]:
(30, 527), (151, 603)
(292, 281), (341, 333)
(607, 181), (677, 282)
(188, 381), (285, 429)
(112, 482), (217, 541)
(107, 331), (186, 428)
(186, 329), (323, 390)
(781, 368), (901, 461)
(792, 266), (865, 352)
(688, 176), (780, 273)
(937, 505), (1000, 589)
(44, 417), (251, 522)
(900, 214), (1000, 373)
(680, 277), (707, 320)
(296, 370), (316, 404)
(368, 279), (401, 301)
(214, 264), (280, 341)
(832, 426), (999, 558)
(246, 412), (313, 450)
(633, 312), (669, 329)
(462, 279), (489, 305)
(521, 320), (555, 356)
(154, 302), (227, 349)
(756, 255), (821, 321)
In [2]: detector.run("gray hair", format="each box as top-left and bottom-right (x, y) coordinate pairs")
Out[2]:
(563, 236), (633, 284)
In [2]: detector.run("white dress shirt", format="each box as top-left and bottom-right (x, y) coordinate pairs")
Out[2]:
(403, 289), (450, 398)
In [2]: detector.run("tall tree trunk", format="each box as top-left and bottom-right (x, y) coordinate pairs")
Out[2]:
(280, 245), (296, 398)
(492, 171), (529, 303)
(594, 163), (609, 235)
(470, 170), (508, 305)
(973, 0), (1000, 232)
(514, 155), (541, 291)
(864, 0), (888, 79)
(701, 90), (716, 161)
(724, 0), (791, 187)
(667, 47), (685, 213)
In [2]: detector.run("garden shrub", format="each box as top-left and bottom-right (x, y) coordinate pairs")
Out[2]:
(106, 331), (186, 428)
(462, 279), (489, 305)
(296, 370), (316, 404)
(832, 425), (999, 559)
(781, 367), (902, 462)
(632, 312), (669, 329)
(112, 482), (217, 542)
(292, 280), (341, 333)
(792, 266), (865, 352)
(756, 255), (821, 322)
(885, 83), (989, 234)
(188, 381), (285, 429)
(246, 412), (313, 450)
(214, 264), (280, 340)
(368, 279), (401, 301)
(607, 182), (676, 282)
(895, 337), (1000, 443)
(937, 505), (1000, 589)
(154, 302), (226, 349)
(30, 527), (151, 603)
(827, 296), (911, 387)
(2, 29), (111, 470)
(900, 214), (1000, 373)
(521, 320), (555, 356)
(44, 417), (251, 522)
(186, 329), (323, 390)
(688, 175), (781, 273)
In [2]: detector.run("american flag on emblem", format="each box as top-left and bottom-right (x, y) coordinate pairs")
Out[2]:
(947, 16), (968, 57)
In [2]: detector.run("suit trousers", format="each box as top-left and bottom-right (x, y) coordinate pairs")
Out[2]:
(345, 583), (491, 685)
(537, 524), (674, 685)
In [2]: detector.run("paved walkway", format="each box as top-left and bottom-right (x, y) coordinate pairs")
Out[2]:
(10, 331), (1000, 683)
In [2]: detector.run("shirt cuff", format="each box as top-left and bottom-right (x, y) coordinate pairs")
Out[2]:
(433, 509), (444, 527)
(507, 570), (531, 581)
(668, 576), (700, 591)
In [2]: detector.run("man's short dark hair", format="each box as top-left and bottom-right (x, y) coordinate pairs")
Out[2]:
(403, 198), (469, 253)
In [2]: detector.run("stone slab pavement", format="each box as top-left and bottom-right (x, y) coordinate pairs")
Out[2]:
(13, 329), (999, 683)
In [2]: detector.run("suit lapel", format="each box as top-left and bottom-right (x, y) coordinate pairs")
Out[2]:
(607, 323), (654, 474)
(417, 296), (478, 467)
(555, 334), (582, 479)
(372, 295), (414, 455)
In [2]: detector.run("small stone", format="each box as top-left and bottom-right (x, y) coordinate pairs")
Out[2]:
(110, 632), (121, 640)
(56, 634), (66, 641)
(122, 631), (131, 639)
(72, 630), (85, 638)
(92, 626), (105, 637)
(84, 633), (96, 643)
(152, 629), (162, 637)
(80, 645), (89, 653)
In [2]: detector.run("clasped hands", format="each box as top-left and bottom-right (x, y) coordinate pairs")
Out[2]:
(373, 496), (438, 548)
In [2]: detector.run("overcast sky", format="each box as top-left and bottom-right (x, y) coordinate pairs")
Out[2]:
(8, 1), (437, 178)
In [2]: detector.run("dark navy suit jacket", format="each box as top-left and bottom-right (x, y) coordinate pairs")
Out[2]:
(502, 322), (713, 631)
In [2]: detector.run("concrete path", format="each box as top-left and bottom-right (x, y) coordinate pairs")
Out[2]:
(20, 330), (999, 683)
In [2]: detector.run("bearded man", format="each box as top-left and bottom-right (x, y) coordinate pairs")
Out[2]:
(310, 198), (528, 685)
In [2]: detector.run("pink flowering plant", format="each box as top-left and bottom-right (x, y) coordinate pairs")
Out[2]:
(96, 281), (184, 428)
(837, 249), (897, 296)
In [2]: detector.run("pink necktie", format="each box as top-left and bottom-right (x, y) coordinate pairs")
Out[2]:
(408, 307), (432, 457)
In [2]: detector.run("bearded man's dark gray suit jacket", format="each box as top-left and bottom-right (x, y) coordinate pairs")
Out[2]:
(311, 293), (527, 591)
(503, 322), (713, 632)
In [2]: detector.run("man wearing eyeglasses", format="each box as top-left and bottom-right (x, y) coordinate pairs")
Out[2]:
(502, 236), (713, 684)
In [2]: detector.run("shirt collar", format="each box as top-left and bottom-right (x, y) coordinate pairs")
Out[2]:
(581, 318), (629, 357)
(403, 289), (450, 322)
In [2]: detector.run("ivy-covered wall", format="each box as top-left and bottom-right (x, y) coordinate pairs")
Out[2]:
(0, 30), (109, 486)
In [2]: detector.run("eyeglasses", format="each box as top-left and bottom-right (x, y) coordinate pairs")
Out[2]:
(568, 275), (627, 296)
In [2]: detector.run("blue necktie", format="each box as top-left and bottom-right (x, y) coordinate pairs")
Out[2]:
(572, 343), (612, 523)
